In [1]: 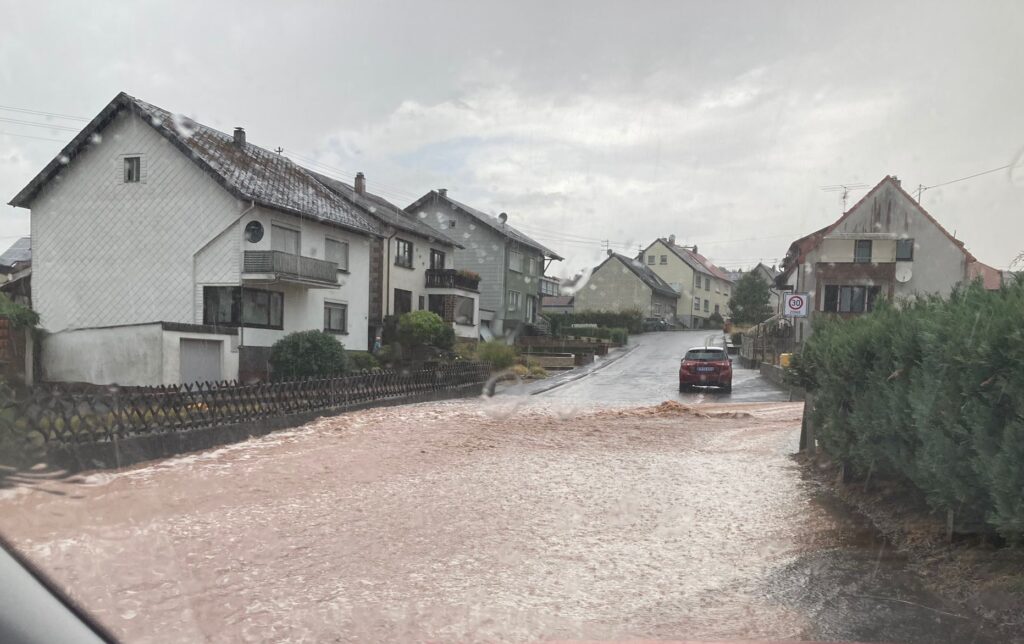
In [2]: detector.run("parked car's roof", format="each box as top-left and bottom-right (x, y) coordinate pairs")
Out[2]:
(686, 346), (725, 352)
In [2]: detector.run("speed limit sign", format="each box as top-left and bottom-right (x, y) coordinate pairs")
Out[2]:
(784, 293), (809, 317)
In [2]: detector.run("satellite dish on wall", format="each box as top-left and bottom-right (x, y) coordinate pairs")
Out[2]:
(895, 264), (913, 283)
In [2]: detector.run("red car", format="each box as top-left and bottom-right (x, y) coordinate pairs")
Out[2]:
(679, 346), (732, 392)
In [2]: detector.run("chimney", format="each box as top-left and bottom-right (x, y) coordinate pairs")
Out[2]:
(438, 188), (447, 197)
(498, 212), (508, 225)
(233, 127), (246, 147)
(892, 175), (901, 187)
(668, 234), (676, 245)
(693, 245), (698, 254)
(354, 172), (366, 195)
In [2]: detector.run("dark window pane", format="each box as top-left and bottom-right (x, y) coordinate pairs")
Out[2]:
(824, 285), (839, 312)
(896, 238), (914, 261)
(867, 286), (882, 312)
(855, 240), (872, 263)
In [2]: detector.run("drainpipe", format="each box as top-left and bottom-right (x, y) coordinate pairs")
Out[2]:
(237, 200), (257, 352)
(384, 227), (397, 317)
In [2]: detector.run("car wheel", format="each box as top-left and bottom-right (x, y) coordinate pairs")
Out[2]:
(679, 383), (689, 392)
(722, 382), (732, 393)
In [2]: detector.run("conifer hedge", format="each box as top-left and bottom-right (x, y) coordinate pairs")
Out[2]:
(789, 281), (1024, 540)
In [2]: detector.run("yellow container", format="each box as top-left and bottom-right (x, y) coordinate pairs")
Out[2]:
(779, 353), (793, 368)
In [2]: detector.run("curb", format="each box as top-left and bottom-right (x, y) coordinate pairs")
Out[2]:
(529, 344), (639, 395)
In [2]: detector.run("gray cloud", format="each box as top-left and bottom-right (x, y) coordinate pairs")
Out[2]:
(2, 0), (1022, 277)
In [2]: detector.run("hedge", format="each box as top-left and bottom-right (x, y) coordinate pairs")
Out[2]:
(788, 281), (1024, 540)
(545, 309), (644, 334)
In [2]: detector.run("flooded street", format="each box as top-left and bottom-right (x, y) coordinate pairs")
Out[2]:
(0, 388), (1003, 642)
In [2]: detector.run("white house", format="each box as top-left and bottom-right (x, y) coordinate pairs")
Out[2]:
(310, 172), (480, 344)
(8, 92), (382, 386)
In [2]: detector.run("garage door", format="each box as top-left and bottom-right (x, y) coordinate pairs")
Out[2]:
(180, 339), (222, 384)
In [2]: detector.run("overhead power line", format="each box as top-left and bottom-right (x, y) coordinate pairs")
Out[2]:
(0, 130), (67, 143)
(0, 116), (81, 132)
(917, 161), (1024, 202)
(0, 105), (90, 122)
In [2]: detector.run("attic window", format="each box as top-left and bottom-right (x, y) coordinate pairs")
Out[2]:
(124, 156), (141, 183)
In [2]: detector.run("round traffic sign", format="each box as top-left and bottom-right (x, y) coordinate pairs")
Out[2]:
(787, 295), (804, 309)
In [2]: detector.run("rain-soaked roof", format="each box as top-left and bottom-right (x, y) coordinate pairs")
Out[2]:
(0, 237), (31, 271)
(309, 172), (460, 247)
(9, 93), (382, 238)
(602, 252), (679, 299)
(405, 190), (564, 260)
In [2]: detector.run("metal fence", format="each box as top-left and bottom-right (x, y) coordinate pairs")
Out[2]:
(14, 363), (491, 447)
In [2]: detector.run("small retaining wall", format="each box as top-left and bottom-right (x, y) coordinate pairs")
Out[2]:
(759, 362), (805, 400)
(46, 382), (484, 472)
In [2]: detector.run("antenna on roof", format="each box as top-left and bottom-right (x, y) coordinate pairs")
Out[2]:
(274, 147), (283, 155)
(820, 183), (869, 212)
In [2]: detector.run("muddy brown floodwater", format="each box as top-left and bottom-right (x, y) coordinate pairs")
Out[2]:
(0, 398), (1007, 643)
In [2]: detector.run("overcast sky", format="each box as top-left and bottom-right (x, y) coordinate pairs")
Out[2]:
(2, 0), (1022, 277)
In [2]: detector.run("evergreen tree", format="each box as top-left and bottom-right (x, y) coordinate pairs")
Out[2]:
(727, 273), (773, 324)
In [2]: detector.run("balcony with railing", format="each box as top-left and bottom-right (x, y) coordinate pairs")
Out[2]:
(424, 268), (480, 292)
(242, 250), (339, 287)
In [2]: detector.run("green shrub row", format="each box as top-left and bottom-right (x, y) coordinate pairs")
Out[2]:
(788, 281), (1024, 540)
(545, 309), (644, 334)
(565, 326), (629, 344)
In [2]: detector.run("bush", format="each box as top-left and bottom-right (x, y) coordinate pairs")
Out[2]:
(708, 311), (724, 326)
(510, 364), (530, 378)
(528, 364), (548, 378)
(794, 282), (1024, 541)
(0, 294), (39, 329)
(398, 311), (455, 351)
(730, 332), (743, 346)
(546, 309), (644, 334)
(347, 351), (380, 371)
(477, 341), (517, 370)
(608, 328), (629, 344)
(269, 331), (348, 381)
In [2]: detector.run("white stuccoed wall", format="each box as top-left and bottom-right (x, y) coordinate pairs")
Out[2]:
(382, 235), (454, 315)
(236, 206), (373, 351)
(42, 324), (165, 385)
(31, 109), (242, 333)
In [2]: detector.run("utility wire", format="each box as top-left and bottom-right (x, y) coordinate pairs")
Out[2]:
(919, 161), (1024, 201)
(0, 130), (67, 143)
(0, 116), (80, 132)
(0, 105), (90, 122)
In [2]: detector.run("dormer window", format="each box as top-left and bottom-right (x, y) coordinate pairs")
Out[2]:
(124, 156), (141, 183)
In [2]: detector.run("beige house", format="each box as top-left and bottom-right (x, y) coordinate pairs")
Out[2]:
(778, 175), (1003, 344)
(640, 237), (733, 328)
(574, 252), (679, 320)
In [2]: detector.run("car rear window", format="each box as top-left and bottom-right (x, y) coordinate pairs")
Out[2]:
(684, 350), (726, 361)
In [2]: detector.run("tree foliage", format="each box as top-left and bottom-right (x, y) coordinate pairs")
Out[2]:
(727, 273), (773, 324)
(269, 330), (348, 381)
(791, 282), (1024, 540)
(397, 311), (455, 351)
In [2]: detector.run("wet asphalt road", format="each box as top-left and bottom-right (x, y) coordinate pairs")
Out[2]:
(534, 329), (792, 406)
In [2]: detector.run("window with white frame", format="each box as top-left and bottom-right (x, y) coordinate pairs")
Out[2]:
(395, 239), (413, 268)
(123, 156), (141, 183)
(527, 257), (537, 275)
(272, 224), (300, 255)
(648, 255), (656, 265)
(509, 250), (523, 272)
(703, 299), (709, 312)
(325, 238), (349, 271)
(508, 290), (521, 310)
(323, 302), (348, 334)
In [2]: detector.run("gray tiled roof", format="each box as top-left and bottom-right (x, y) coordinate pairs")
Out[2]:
(0, 237), (31, 269)
(308, 172), (460, 247)
(10, 93), (382, 238)
(406, 191), (563, 260)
